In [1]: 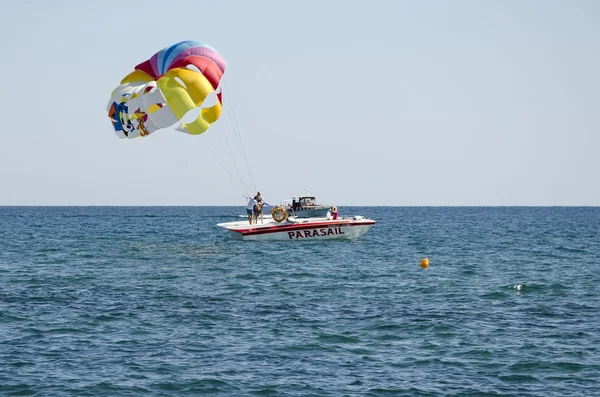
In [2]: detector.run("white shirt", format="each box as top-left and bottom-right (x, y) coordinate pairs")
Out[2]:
(247, 197), (256, 210)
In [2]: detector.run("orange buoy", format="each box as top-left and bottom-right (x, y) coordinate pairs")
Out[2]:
(420, 257), (429, 269)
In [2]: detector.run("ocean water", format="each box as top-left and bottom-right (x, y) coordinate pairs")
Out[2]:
(1, 206), (599, 396)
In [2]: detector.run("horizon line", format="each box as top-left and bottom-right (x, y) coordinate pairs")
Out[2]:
(1, 204), (599, 208)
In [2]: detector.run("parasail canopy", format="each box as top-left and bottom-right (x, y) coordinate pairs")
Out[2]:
(107, 41), (227, 139)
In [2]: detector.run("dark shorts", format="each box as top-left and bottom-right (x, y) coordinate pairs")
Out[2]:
(247, 209), (253, 215)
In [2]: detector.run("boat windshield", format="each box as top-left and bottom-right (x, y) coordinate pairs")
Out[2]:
(299, 197), (316, 206)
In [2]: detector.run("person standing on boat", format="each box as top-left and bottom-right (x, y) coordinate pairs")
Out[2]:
(331, 206), (338, 220)
(255, 192), (264, 207)
(245, 192), (268, 224)
(253, 192), (266, 224)
(246, 195), (257, 224)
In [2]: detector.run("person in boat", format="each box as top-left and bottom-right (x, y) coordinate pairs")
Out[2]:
(246, 195), (257, 224)
(253, 202), (263, 224)
(246, 192), (268, 224)
(331, 206), (338, 220)
(253, 192), (266, 224)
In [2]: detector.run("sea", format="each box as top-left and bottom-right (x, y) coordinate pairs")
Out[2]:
(1, 206), (599, 396)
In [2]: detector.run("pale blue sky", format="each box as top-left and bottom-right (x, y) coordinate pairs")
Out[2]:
(1, 0), (598, 206)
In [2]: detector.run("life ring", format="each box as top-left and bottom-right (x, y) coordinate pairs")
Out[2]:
(271, 205), (287, 223)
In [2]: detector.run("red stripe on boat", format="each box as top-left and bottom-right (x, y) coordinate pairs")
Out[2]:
(235, 220), (376, 236)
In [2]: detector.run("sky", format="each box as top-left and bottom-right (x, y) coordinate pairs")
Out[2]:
(1, 0), (598, 206)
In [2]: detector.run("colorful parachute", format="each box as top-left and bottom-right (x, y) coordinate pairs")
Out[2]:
(107, 41), (226, 139)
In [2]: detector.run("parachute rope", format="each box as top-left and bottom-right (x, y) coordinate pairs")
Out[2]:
(223, 80), (257, 193)
(217, 106), (251, 193)
(214, 120), (252, 196)
(204, 138), (251, 196)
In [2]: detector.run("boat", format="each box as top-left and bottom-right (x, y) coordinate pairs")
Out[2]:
(284, 195), (332, 218)
(217, 214), (376, 241)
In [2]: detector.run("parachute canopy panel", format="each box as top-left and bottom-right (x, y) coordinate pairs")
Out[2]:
(107, 41), (227, 139)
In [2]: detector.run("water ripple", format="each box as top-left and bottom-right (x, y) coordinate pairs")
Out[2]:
(1, 206), (599, 396)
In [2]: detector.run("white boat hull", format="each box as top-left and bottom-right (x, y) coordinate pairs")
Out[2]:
(217, 217), (375, 241)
